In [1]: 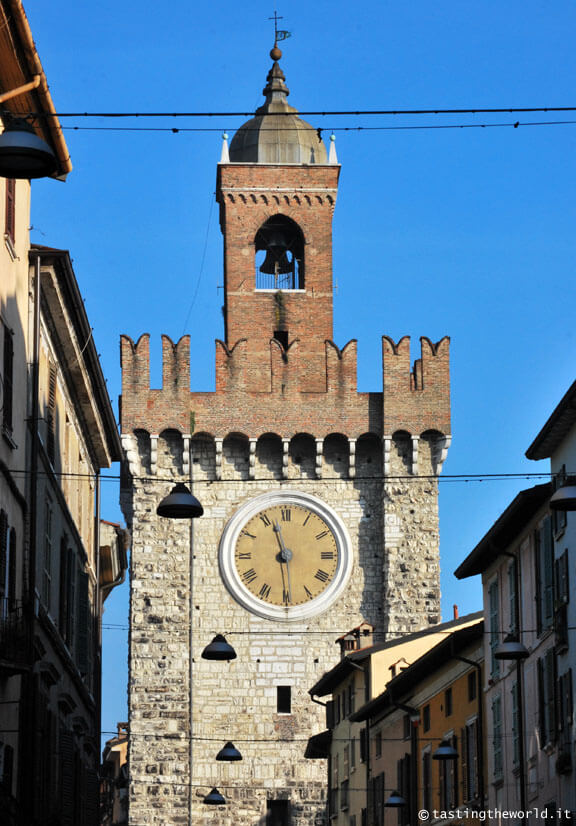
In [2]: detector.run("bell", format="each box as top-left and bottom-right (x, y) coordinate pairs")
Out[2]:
(0, 117), (58, 179)
(203, 787), (226, 805)
(156, 483), (203, 519)
(216, 741), (243, 761)
(259, 249), (293, 275)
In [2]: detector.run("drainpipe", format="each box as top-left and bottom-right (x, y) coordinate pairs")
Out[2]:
(19, 251), (41, 823)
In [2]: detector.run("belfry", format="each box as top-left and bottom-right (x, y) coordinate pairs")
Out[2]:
(120, 43), (451, 826)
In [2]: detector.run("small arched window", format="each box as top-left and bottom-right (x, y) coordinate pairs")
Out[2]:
(255, 215), (304, 290)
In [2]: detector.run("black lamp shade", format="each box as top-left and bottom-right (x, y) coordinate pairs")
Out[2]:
(203, 787), (226, 805)
(216, 741), (243, 761)
(494, 634), (529, 660)
(549, 485), (576, 511)
(201, 634), (237, 661)
(0, 118), (58, 179)
(433, 739), (458, 760)
(385, 791), (406, 807)
(156, 483), (203, 518)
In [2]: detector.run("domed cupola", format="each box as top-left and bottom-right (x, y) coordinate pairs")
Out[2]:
(229, 45), (328, 164)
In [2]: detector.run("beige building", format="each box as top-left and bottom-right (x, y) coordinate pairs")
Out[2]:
(456, 484), (567, 819)
(101, 722), (129, 826)
(0, 4), (124, 823)
(349, 619), (484, 826)
(307, 614), (482, 826)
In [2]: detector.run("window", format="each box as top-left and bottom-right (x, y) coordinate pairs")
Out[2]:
(397, 754), (411, 826)
(422, 704), (430, 732)
(273, 330), (289, 350)
(0, 510), (7, 617)
(330, 753), (339, 816)
(558, 670), (573, 750)
(492, 696), (503, 780)
(374, 730), (382, 758)
(537, 649), (556, 747)
(255, 215), (305, 290)
(445, 688), (453, 717)
(350, 738), (356, 770)
(359, 728), (367, 763)
(267, 799), (290, 826)
(277, 686), (291, 714)
(461, 719), (479, 801)
(553, 466), (568, 535)
(348, 682), (355, 715)
(511, 683), (520, 766)
(467, 671), (477, 703)
(555, 549), (569, 605)
(47, 363), (57, 465)
(4, 178), (15, 245)
(439, 735), (458, 810)
(340, 779), (349, 810)
(42, 498), (53, 611)
(2, 321), (14, 435)
(422, 749), (431, 811)
(508, 558), (518, 635)
(370, 773), (385, 826)
(489, 579), (500, 677)
(403, 714), (411, 740)
(535, 517), (554, 634)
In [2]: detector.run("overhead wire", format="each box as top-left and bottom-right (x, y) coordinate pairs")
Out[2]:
(59, 119), (576, 134)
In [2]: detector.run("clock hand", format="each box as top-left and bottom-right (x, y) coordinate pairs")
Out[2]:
(273, 521), (293, 603)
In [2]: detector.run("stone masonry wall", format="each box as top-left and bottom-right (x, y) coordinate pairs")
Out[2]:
(122, 428), (445, 826)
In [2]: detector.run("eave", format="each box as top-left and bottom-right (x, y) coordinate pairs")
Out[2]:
(454, 483), (552, 579)
(525, 379), (576, 461)
(0, 0), (71, 179)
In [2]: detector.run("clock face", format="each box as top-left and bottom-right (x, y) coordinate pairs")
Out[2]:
(219, 491), (352, 621)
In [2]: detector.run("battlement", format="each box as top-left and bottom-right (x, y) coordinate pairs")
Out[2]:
(382, 336), (450, 435)
(120, 333), (449, 441)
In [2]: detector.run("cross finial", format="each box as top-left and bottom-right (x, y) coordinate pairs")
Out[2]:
(268, 10), (283, 45)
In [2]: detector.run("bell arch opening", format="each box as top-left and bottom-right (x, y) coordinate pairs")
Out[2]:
(254, 215), (305, 291)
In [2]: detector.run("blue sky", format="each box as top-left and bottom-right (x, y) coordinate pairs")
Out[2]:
(23, 0), (576, 746)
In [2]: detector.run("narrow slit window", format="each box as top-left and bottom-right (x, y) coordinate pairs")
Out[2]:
(277, 685), (291, 714)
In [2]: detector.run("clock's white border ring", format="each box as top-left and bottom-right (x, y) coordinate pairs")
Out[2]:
(218, 490), (353, 622)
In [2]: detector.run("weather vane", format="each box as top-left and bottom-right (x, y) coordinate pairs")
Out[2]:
(269, 10), (291, 45)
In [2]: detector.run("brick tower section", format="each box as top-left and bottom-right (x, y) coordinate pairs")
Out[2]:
(120, 161), (451, 826)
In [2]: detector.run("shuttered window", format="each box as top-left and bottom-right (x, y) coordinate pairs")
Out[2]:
(2, 321), (14, 433)
(492, 697), (503, 779)
(4, 178), (15, 244)
(47, 363), (57, 465)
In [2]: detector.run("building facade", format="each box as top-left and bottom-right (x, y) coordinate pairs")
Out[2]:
(526, 381), (576, 817)
(120, 46), (451, 826)
(455, 484), (569, 819)
(308, 614), (483, 826)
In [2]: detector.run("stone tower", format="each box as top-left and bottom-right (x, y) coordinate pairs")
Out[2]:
(120, 46), (451, 826)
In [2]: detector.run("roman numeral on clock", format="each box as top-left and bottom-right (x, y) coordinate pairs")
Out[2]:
(237, 552), (251, 559)
(241, 568), (258, 584)
(258, 583), (271, 600)
(241, 529), (256, 539)
(316, 530), (329, 540)
(259, 513), (271, 527)
(304, 585), (313, 600)
(314, 569), (330, 583)
(281, 508), (291, 521)
(321, 551), (334, 559)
